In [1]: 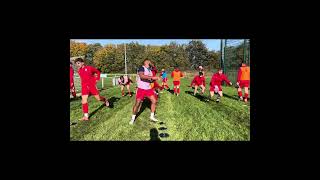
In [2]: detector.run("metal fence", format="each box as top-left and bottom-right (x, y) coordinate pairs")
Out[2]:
(221, 39), (250, 84)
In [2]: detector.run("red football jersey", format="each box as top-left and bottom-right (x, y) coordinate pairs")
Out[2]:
(78, 65), (100, 86)
(194, 75), (206, 86)
(210, 73), (231, 86)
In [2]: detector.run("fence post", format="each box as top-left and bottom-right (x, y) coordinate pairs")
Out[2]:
(243, 39), (246, 64)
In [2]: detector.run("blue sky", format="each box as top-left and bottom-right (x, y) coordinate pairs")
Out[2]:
(72, 39), (221, 51)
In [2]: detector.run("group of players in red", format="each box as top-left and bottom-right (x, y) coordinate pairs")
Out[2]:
(70, 58), (250, 123)
(190, 64), (250, 102)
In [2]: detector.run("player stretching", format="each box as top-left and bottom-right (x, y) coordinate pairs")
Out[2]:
(130, 59), (160, 125)
(190, 65), (205, 87)
(209, 69), (232, 102)
(171, 66), (183, 96)
(118, 75), (132, 97)
(75, 58), (109, 121)
(237, 63), (250, 103)
(192, 71), (206, 96)
(70, 62), (77, 98)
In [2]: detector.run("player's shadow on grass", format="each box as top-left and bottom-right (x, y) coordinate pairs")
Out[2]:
(185, 90), (209, 102)
(88, 97), (120, 118)
(223, 94), (240, 101)
(70, 96), (81, 102)
(125, 92), (135, 96)
(149, 128), (161, 141)
(108, 97), (121, 108)
(167, 89), (174, 94)
(223, 94), (250, 102)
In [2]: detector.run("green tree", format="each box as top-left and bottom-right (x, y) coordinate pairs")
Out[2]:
(186, 40), (211, 69)
(85, 43), (102, 66)
(70, 40), (88, 57)
(126, 42), (146, 73)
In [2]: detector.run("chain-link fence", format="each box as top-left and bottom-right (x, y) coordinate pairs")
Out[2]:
(222, 39), (250, 83)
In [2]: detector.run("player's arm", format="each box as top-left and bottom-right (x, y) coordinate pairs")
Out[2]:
(237, 69), (242, 84)
(223, 74), (232, 85)
(138, 67), (158, 81)
(70, 68), (74, 77)
(138, 72), (158, 81)
(210, 74), (214, 86)
(191, 76), (196, 84)
(128, 77), (133, 83)
(91, 67), (101, 80)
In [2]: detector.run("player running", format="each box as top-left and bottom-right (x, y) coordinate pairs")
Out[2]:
(160, 69), (169, 91)
(171, 66), (183, 96)
(74, 58), (110, 121)
(118, 75), (133, 97)
(70, 62), (77, 98)
(130, 59), (160, 125)
(209, 69), (232, 102)
(237, 63), (250, 103)
(192, 71), (206, 96)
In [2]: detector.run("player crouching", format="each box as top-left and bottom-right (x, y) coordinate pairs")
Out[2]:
(192, 71), (206, 96)
(209, 69), (232, 102)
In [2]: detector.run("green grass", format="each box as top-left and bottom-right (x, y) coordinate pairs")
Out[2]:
(70, 77), (250, 141)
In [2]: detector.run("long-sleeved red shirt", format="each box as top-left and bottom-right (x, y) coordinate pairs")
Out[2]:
(210, 73), (231, 86)
(193, 75), (206, 86)
(70, 66), (74, 83)
(78, 65), (100, 86)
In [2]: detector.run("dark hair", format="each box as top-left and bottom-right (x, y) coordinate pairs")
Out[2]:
(199, 72), (203, 76)
(75, 58), (84, 63)
(239, 63), (245, 67)
(144, 58), (149, 63)
(120, 75), (124, 79)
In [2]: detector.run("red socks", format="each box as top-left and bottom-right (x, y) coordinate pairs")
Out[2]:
(122, 90), (124, 96)
(245, 93), (248, 99)
(177, 88), (180, 94)
(174, 87), (176, 93)
(82, 103), (88, 113)
(238, 91), (242, 97)
(165, 85), (169, 89)
(72, 92), (76, 98)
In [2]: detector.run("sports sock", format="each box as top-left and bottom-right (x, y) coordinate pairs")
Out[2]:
(82, 103), (88, 113)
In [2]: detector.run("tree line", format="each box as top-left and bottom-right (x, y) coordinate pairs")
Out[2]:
(70, 40), (221, 73)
